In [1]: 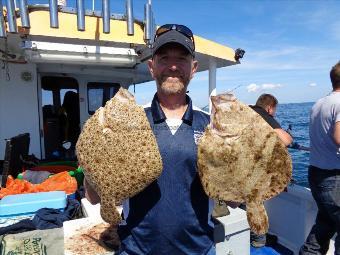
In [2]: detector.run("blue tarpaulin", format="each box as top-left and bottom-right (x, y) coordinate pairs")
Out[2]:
(251, 246), (281, 255)
(251, 245), (294, 255)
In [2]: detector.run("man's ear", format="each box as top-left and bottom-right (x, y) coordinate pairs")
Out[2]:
(190, 60), (198, 79)
(147, 59), (154, 78)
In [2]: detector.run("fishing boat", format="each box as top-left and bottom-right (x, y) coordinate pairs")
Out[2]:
(0, 1), (335, 254)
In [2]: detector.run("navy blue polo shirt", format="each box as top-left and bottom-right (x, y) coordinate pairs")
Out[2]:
(118, 94), (214, 255)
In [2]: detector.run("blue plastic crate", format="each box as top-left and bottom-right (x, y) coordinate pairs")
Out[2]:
(0, 191), (67, 218)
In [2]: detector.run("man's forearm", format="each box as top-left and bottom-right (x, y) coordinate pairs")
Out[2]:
(334, 121), (340, 145)
(274, 128), (293, 146)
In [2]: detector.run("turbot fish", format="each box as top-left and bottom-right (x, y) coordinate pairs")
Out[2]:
(76, 88), (163, 225)
(197, 93), (292, 234)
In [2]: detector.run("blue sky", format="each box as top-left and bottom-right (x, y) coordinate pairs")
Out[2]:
(30, 0), (340, 107)
(131, 0), (340, 106)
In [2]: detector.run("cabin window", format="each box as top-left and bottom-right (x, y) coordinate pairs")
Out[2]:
(42, 90), (53, 107)
(87, 82), (120, 115)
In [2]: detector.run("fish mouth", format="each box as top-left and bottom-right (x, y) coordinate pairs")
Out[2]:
(211, 93), (236, 110)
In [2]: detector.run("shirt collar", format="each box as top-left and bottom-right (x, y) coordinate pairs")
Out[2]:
(151, 93), (193, 125)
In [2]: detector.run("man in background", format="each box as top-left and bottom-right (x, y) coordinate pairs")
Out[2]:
(249, 93), (293, 247)
(251, 94), (293, 146)
(300, 62), (340, 255)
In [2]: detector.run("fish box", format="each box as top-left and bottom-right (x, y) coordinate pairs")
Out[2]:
(215, 207), (250, 255)
(0, 191), (67, 218)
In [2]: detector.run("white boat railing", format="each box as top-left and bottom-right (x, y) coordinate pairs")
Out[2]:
(0, 0), (155, 42)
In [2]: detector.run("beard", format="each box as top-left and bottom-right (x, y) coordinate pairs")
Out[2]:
(155, 75), (189, 95)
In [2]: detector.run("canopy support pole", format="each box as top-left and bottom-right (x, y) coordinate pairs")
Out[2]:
(209, 58), (217, 113)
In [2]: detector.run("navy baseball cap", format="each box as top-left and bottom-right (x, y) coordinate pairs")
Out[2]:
(152, 24), (195, 57)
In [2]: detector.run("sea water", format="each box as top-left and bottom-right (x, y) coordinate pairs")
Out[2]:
(276, 102), (314, 188)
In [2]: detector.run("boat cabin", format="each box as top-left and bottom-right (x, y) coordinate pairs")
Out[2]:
(0, 1), (239, 161)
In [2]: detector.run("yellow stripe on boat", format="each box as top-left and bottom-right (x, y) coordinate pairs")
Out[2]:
(13, 10), (236, 63)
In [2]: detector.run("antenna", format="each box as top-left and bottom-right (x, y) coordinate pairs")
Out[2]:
(144, 1), (152, 43)
(6, 0), (17, 32)
(102, 0), (110, 33)
(126, 0), (134, 35)
(19, 0), (30, 28)
(76, 0), (85, 31)
(49, 0), (59, 28)
(0, 1), (6, 37)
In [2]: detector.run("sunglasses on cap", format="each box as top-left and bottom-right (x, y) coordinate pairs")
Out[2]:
(155, 24), (195, 50)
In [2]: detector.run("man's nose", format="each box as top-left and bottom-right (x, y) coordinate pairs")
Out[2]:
(168, 60), (181, 71)
(169, 64), (178, 71)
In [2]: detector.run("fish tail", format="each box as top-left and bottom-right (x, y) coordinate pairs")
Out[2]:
(246, 201), (268, 235)
(100, 196), (122, 225)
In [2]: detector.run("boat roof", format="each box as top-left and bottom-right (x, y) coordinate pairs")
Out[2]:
(1, 8), (239, 84)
